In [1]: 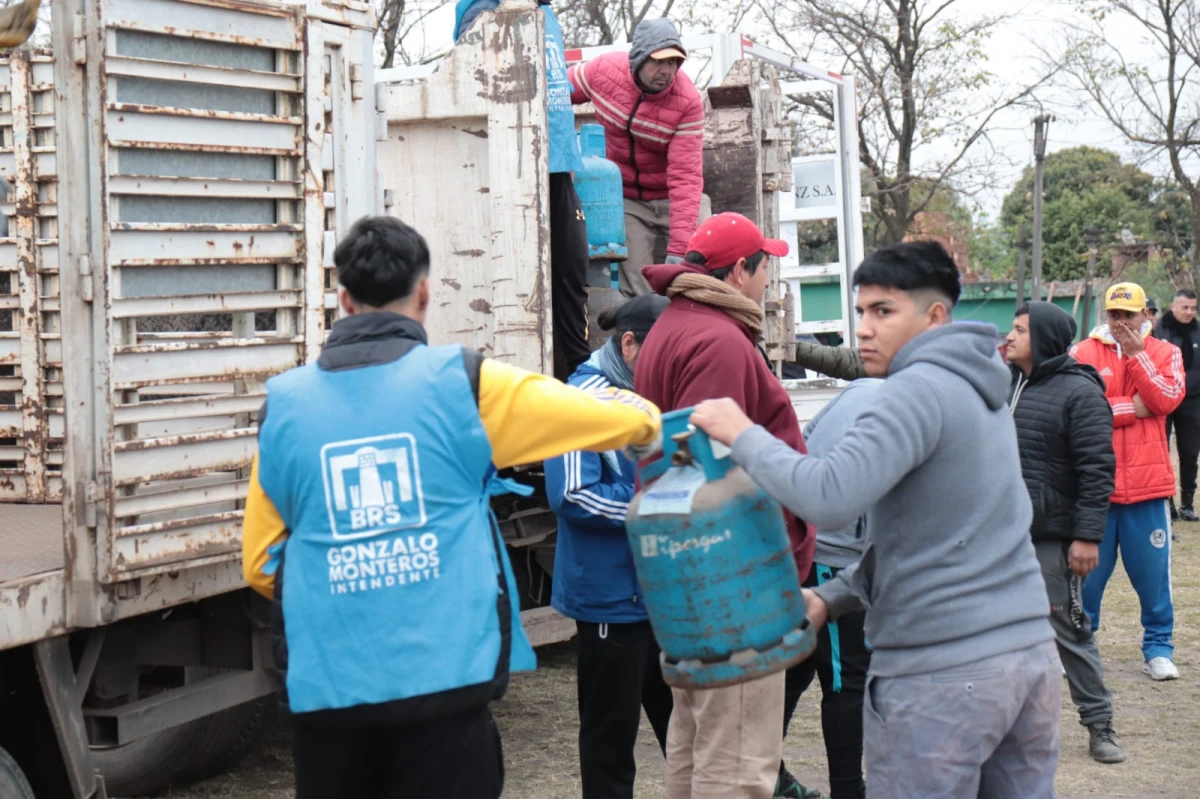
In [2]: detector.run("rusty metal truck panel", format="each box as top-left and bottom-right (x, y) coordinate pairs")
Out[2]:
(379, 0), (553, 375)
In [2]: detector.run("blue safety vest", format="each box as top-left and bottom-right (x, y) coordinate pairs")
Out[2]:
(257, 343), (536, 715)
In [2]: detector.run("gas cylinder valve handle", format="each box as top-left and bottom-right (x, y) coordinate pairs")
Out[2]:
(670, 431), (694, 467)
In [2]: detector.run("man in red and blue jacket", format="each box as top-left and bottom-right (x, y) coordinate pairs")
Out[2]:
(569, 18), (709, 297)
(1070, 281), (1185, 682)
(545, 294), (673, 799)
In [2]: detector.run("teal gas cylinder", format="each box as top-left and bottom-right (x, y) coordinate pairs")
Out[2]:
(574, 123), (626, 288)
(626, 409), (816, 689)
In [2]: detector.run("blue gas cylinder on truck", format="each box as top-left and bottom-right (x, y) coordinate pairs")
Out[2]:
(573, 123), (626, 289)
(626, 408), (816, 689)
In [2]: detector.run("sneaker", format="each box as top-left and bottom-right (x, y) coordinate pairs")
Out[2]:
(1144, 657), (1180, 681)
(776, 761), (824, 799)
(1087, 721), (1127, 763)
(1181, 506), (1199, 522)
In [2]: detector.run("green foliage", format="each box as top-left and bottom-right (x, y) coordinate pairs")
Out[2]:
(998, 146), (1159, 282)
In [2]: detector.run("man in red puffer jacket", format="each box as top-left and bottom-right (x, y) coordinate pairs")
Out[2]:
(1070, 281), (1185, 682)
(570, 18), (710, 297)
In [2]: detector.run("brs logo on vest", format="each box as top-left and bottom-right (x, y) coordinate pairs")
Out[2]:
(321, 433), (426, 540)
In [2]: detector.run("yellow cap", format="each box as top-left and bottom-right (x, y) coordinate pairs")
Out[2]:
(649, 47), (687, 61)
(1104, 282), (1147, 312)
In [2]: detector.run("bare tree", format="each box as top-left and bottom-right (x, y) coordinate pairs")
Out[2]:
(375, 0), (454, 68)
(554, 0), (750, 48)
(755, 0), (1058, 245)
(1061, 1), (1200, 273)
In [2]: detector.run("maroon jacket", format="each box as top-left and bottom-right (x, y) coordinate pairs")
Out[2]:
(633, 263), (814, 578)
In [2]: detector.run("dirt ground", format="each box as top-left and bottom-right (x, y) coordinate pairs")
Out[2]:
(130, 518), (1200, 799)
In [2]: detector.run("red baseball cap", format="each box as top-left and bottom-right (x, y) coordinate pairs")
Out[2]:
(686, 213), (789, 270)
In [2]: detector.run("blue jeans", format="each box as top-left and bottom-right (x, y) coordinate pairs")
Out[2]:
(1082, 499), (1174, 661)
(862, 640), (1061, 799)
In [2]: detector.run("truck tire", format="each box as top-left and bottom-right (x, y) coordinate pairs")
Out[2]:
(93, 695), (274, 796)
(0, 746), (35, 799)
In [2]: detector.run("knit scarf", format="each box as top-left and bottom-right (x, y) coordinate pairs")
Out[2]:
(589, 335), (634, 390)
(666, 273), (764, 337)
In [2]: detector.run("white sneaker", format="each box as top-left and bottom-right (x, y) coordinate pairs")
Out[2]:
(1144, 657), (1180, 681)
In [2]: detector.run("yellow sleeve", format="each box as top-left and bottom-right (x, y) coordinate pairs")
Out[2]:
(242, 454), (289, 599)
(478, 359), (661, 469)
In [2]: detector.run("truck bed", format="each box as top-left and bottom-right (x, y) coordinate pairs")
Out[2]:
(0, 504), (65, 583)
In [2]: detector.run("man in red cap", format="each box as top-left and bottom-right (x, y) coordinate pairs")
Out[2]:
(634, 213), (813, 799)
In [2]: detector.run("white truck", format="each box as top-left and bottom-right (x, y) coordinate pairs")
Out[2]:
(0, 0), (856, 795)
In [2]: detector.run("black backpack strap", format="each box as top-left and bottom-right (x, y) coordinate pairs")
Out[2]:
(461, 347), (484, 407)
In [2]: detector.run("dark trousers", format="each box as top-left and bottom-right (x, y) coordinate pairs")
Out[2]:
(292, 705), (503, 799)
(1034, 539), (1113, 726)
(550, 172), (591, 382)
(577, 620), (673, 799)
(783, 564), (870, 799)
(1167, 394), (1200, 505)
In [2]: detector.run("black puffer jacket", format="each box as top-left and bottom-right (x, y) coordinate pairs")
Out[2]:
(1154, 310), (1200, 395)
(1009, 302), (1115, 543)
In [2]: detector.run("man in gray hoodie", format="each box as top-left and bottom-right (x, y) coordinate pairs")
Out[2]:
(692, 241), (1059, 798)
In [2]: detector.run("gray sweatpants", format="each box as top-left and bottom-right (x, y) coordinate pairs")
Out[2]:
(863, 639), (1061, 799)
(1034, 539), (1114, 726)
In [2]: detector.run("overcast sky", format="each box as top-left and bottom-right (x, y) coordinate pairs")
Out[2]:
(402, 0), (1189, 221)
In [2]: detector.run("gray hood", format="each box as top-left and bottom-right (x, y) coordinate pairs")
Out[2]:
(629, 18), (686, 78)
(889, 321), (1010, 411)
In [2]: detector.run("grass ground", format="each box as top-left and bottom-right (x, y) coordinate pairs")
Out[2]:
(129, 518), (1200, 799)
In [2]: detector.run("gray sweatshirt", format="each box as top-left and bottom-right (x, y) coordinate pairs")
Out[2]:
(802, 378), (884, 568)
(732, 322), (1052, 678)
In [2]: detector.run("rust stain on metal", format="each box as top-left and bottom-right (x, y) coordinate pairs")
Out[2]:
(441, 278), (462, 290)
(469, 298), (493, 314)
(478, 187), (490, 194)
(453, 249), (485, 258)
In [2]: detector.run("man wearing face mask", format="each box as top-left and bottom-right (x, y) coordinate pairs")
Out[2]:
(569, 18), (710, 297)
(545, 294), (674, 799)
(1070, 283), (1185, 681)
(1154, 289), (1200, 521)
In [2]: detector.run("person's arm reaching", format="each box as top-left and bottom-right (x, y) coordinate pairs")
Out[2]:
(664, 96), (705, 257)
(544, 449), (632, 532)
(479, 359), (660, 469)
(1066, 384), (1116, 544)
(793, 340), (868, 382)
(242, 454), (288, 599)
(718, 374), (943, 532)
(568, 62), (592, 105)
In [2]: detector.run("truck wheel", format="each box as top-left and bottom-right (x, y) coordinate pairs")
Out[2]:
(0, 746), (35, 799)
(93, 696), (274, 796)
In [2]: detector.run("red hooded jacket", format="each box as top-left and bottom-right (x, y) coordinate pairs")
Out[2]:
(633, 263), (815, 578)
(1069, 326), (1185, 505)
(568, 40), (704, 257)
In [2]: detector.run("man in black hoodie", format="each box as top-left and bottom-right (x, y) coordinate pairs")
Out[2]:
(1154, 289), (1200, 521)
(1005, 301), (1125, 764)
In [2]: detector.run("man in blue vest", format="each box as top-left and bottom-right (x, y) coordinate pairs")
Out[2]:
(454, 0), (589, 381)
(242, 215), (662, 799)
